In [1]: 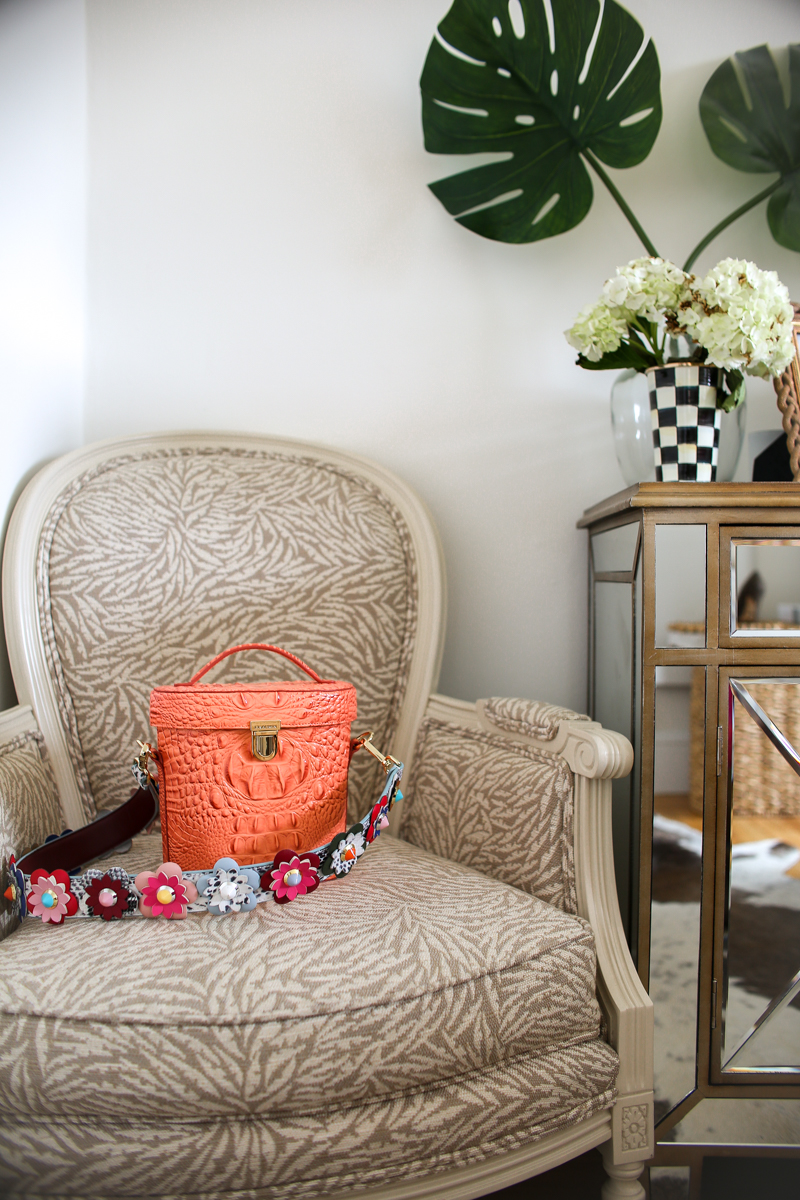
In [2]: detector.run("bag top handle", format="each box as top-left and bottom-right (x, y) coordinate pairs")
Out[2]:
(183, 643), (324, 686)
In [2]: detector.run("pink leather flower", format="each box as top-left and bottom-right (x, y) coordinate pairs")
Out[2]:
(135, 863), (198, 919)
(263, 850), (320, 905)
(26, 869), (79, 924)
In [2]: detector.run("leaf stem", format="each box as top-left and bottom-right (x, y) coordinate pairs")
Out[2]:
(628, 316), (662, 362)
(582, 148), (660, 258)
(682, 179), (782, 272)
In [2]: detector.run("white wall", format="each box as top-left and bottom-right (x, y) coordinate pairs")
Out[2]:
(10, 0), (798, 713)
(0, 0), (86, 710)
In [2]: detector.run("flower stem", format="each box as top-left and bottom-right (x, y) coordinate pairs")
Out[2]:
(582, 148), (660, 258)
(682, 179), (782, 272)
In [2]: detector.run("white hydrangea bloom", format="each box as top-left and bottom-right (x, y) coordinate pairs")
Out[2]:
(679, 259), (793, 377)
(564, 299), (628, 362)
(602, 257), (688, 322)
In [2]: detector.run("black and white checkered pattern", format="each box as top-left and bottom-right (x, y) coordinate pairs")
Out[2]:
(648, 364), (723, 482)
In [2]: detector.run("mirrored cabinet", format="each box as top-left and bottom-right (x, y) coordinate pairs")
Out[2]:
(580, 484), (800, 1188)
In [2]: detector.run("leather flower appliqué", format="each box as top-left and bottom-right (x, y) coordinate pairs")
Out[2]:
(135, 863), (198, 919)
(365, 801), (390, 845)
(4, 855), (27, 918)
(26, 869), (79, 924)
(197, 858), (260, 915)
(84, 872), (131, 921)
(322, 828), (366, 877)
(263, 850), (320, 904)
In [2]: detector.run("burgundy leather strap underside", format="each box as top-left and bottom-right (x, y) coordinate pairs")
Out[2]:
(16, 788), (158, 876)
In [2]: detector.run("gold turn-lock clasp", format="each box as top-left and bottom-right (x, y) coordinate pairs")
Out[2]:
(250, 721), (281, 762)
(352, 730), (400, 774)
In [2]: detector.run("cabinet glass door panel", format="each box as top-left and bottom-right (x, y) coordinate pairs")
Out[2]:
(652, 666), (704, 1118)
(721, 678), (800, 1076)
(655, 524), (707, 647)
(722, 530), (800, 643)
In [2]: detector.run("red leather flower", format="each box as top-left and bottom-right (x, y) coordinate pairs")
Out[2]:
(26, 869), (78, 924)
(365, 801), (390, 844)
(262, 850), (320, 905)
(84, 873), (130, 921)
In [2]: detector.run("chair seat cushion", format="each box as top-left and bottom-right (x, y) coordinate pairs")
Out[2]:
(0, 835), (618, 1196)
(0, 835), (615, 1121)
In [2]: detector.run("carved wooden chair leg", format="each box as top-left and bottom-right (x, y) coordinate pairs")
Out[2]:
(600, 1143), (647, 1200)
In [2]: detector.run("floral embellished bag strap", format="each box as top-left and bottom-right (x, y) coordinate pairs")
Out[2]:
(8, 745), (404, 925)
(11, 729), (397, 888)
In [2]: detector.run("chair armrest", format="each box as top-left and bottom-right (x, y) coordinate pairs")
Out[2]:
(401, 693), (654, 1166)
(480, 697), (653, 1126)
(480, 698), (655, 1165)
(0, 705), (63, 941)
(400, 693), (630, 913)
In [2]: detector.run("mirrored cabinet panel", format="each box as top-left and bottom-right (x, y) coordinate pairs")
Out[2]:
(655, 524), (707, 648)
(666, 1097), (800, 1144)
(722, 678), (800, 1075)
(727, 534), (800, 639)
(593, 582), (633, 740)
(592, 573), (639, 939)
(651, 665), (704, 1119)
(591, 522), (640, 574)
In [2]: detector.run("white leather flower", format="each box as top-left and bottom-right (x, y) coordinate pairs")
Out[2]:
(197, 858), (260, 914)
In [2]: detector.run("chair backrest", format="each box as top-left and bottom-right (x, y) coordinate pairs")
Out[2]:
(2, 433), (445, 829)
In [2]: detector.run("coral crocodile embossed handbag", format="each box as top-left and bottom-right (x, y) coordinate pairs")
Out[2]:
(150, 644), (359, 870)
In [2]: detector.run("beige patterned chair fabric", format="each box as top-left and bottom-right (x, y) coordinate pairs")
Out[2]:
(402, 719), (577, 913)
(0, 835), (617, 1198)
(37, 448), (417, 822)
(0, 729), (62, 943)
(482, 696), (591, 742)
(0, 436), (647, 1199)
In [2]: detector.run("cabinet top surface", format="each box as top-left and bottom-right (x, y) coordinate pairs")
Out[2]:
(578, 482), (800, 527)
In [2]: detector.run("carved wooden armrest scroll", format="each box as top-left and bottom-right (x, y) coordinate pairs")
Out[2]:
(773, 302), (800, 481)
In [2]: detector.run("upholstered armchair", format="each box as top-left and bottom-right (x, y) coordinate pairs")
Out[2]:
(0, 433), (653, 1200)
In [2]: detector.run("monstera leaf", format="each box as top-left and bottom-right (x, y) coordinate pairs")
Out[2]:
(700, 44), (800, 252)
(421, 0), (662, 243)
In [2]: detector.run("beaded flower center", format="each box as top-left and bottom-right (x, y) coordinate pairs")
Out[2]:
(283, 868), (303, 888)
(156, 885), (176, 905)
(98, 888), (117, 908)
(41, 890), (58, 909)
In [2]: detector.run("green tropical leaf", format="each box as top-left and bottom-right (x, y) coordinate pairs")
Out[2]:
(420, 0), (662, 243)
(699, 44), (800, 252)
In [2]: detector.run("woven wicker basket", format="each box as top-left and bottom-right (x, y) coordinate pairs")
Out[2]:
(689, 672), (800, 816)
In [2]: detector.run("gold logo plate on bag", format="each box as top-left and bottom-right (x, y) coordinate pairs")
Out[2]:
(250, 721), (281, 761)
